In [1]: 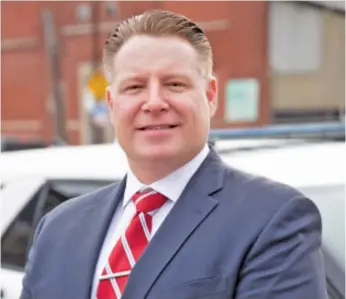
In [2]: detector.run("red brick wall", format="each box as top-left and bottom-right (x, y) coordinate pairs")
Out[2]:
(1, 1), (47, 140)
(1, 1), (269, 144)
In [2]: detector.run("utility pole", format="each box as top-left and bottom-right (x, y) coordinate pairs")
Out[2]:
(92, 1), (100, 72)
(89, 1), (106, 144)
(42, 8), (68, 143)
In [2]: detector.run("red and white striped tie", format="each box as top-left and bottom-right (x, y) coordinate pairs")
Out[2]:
(96, 188), (167, 299)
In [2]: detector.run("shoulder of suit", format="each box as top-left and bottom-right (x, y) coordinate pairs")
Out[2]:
(42, 181), (121, 223)
(222, 163), (307, 206)
(216, 164), (321, 234)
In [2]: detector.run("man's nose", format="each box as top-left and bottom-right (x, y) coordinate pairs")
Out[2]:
(142, 82), (169, 113)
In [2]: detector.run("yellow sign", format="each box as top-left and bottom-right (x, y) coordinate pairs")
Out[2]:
(87, 71), (108, 101)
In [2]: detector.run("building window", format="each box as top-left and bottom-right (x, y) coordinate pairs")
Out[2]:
(268, 2), (323, 74)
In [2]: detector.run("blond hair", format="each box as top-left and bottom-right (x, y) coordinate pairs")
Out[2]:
(103, 9), (213, 81)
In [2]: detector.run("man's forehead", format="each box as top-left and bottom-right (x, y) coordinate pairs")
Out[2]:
(116, 55), (195, 70)
(113, 36), (201, 70)
(117, 34), (198, 57)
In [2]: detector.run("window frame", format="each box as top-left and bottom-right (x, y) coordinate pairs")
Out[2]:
(1, 178), (115, 271)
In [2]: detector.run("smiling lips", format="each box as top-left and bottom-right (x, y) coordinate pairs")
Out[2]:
(138, 124), (179, 131)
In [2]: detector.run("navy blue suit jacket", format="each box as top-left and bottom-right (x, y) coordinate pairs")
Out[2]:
(20, 147), (327, 298)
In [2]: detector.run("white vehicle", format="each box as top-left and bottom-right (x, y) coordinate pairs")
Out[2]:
(1, 135), (344, 299)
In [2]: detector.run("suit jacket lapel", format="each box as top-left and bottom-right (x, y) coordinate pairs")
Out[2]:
(65, 178), (127, 299)
(122, 147), (225, 299)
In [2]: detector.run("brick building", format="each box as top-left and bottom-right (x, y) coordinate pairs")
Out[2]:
(1, 1), (344, 145)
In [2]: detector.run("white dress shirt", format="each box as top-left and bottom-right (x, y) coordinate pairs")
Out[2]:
(91, 144), (210, 298)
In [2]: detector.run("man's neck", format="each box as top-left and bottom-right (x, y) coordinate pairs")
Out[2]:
(128, 159), (188, 185)
(128, 147), (208, 185)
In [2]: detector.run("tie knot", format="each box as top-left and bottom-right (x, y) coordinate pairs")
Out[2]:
(132, 188), (167, 214)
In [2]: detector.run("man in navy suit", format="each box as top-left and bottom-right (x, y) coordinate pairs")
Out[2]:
(20, 9), (327, 299)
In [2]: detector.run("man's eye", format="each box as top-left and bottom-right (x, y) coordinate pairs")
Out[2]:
(127, 85), (143, 90)
(124, 85), (143, 92)
(166, 82), (186, 88)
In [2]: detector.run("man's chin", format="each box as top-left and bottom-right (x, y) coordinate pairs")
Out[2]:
(140, 149), (176, 161)
(135, 143), (177, 159)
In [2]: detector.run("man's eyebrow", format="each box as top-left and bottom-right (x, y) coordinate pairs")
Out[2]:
(115, 74), (144, 86)
(162, 73), (192, 79)
(114, 69), (198, 87)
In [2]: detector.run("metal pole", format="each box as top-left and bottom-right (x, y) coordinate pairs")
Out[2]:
(90, 2), (106, 144)
(42, 8), (68, 143)
(92, 2), (100, 71)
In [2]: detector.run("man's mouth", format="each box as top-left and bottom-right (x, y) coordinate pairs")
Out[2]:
(138, 125), (179, 131)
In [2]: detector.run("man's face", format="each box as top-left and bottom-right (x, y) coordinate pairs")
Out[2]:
(107, 35), (217, 168)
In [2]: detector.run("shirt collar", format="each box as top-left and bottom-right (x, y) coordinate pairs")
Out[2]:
(123, 143), (210, 207)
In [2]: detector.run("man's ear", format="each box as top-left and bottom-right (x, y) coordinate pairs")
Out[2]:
(106, 86), (113, 108)
(206, 76), (218, 117)
(106, 86), (115, 124)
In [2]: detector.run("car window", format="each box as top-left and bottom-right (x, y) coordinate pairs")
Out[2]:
(1, 186), (43, 270)
(1, 179), (113, 271)
(49, 179), (114, 198)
